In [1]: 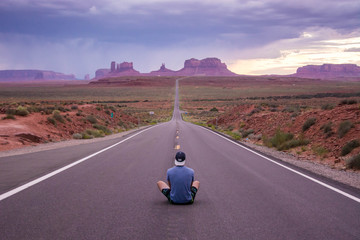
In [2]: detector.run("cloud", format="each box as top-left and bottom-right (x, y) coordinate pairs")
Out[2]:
(228, 28), (360, 75)
(344, 48), (360, 52)
(0, 1), (360, 76)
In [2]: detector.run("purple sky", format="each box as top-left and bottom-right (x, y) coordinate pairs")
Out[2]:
(0, 0), (359, 78)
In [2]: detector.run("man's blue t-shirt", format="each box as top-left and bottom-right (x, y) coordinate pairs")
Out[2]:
(167, 166), (194, 204)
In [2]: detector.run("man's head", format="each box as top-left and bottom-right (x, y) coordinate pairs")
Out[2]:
(175, 151), (186, 166)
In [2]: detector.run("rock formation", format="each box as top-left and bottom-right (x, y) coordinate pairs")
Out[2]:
(95, 69), (111, 79)
(295, 64), (360, 79)
(0, 70), (76, 82)
(177, 58), (236, 76)
(94, 57), (237, 79)
(148, 64), (176, 76)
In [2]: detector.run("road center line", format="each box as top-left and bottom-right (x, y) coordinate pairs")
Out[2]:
(0, 124), (160, 202)
(202, 127), (360, 203)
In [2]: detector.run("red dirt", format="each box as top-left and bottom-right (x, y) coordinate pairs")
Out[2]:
(211, 104), (360, 169)
(0, 104), (138, 152)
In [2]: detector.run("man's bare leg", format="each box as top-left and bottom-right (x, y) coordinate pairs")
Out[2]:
(192, 181), (200, 189)
(157, 181), (169, 191)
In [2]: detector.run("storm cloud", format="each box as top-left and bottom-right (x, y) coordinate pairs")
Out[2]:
(0, 0), (359, 77)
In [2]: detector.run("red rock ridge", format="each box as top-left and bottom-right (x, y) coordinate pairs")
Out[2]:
(295, 64), (360, 79)
(94, 58), (237, 79)
(177, 58), (236, 76)
(0, 70), (76, 81)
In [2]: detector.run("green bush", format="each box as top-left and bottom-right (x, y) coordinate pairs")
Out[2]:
(210, 107), (218, 112)
(84, 129), (104, 138)
(264, 130), (293, 149)
(263, 130), (309, 151)
(241, 129), (254, 138)
(47, 117), (56, 125)
(282, 106), (300, 113)
(321, 104), (334, 110)
(226, 131), (241, 140)
(71, 105), (78, 110)
(5, 108), (17, 115)
(93, 124), (112, 135)
(340, 99), (357, 105)
(72, 133), (83, 139)
(338, 120), (353, 138)
(312, 145), (328, 157)
(2, 114), (16, 120)
(86, 115), (98, 124)
(82, 134), (93, 139)
(302, 118), (316, 132)
(321, 122), (333, 137)
(15, 106), (29, 116)
(346, 154), (360, 170)
(341, 140), (360, 156)
(278, 138), (310, 151)
(53, 110), (65, 123)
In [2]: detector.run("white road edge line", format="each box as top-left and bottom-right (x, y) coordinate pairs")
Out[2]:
(203, 127), (360, 204)
(0, 125), (160, 202)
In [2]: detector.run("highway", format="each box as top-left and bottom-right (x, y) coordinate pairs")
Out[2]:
(0, 79), (359, 239)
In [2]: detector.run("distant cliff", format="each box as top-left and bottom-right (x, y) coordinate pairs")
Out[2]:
(176, 58), (237, 76)
(0, 70), (76, 81)
(294, 64), (360, 79)
(94, 57), (237, 79)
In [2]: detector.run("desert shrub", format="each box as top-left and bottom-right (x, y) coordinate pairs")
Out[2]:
(226, 125), (234, 131)
(84, 129), (104, 138)
(338, 120), (354, 138)
(248, 108), (262, 116)
(93, 124), (112, 135)
(226, 131), (241, 140)
(105, 110), (111, 115)
(282, 106), (300, 113)
(302, 118), (316, 132)
(47, 117), (56, 125)
(15, 106), (29, 116)
(341, 140), (360, 156)
(82, 133), (93, 139)
(109, 106), (116, 112)
(340, 99), (357, 105)
(321, 122), (333, 137)
(86, 115), (98, 124)
(312, 145), (328, 158)
(53, 110), (65, 123)
(5, 108), (17, 115)
(72, 133), (83, 139)
(321, 104), (334, 110)
(241, 129), (254, 138)
(346, 154), (360, 169)
(2, 114), (15, 120)
(264, 130), (294, 149)
(71, 105), (78, 110)
(27, 106), (42, 113)
(210, 107), (218, 112)
(96, 106), (101, 111)
(278, 138), (310, 151)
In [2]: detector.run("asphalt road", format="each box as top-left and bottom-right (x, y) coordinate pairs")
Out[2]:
(0, 79), (359, 239)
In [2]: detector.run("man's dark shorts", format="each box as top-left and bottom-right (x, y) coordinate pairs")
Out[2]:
(161, 187), (198, 204)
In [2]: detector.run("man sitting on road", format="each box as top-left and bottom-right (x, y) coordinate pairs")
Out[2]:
(157, 151), (200, 204)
